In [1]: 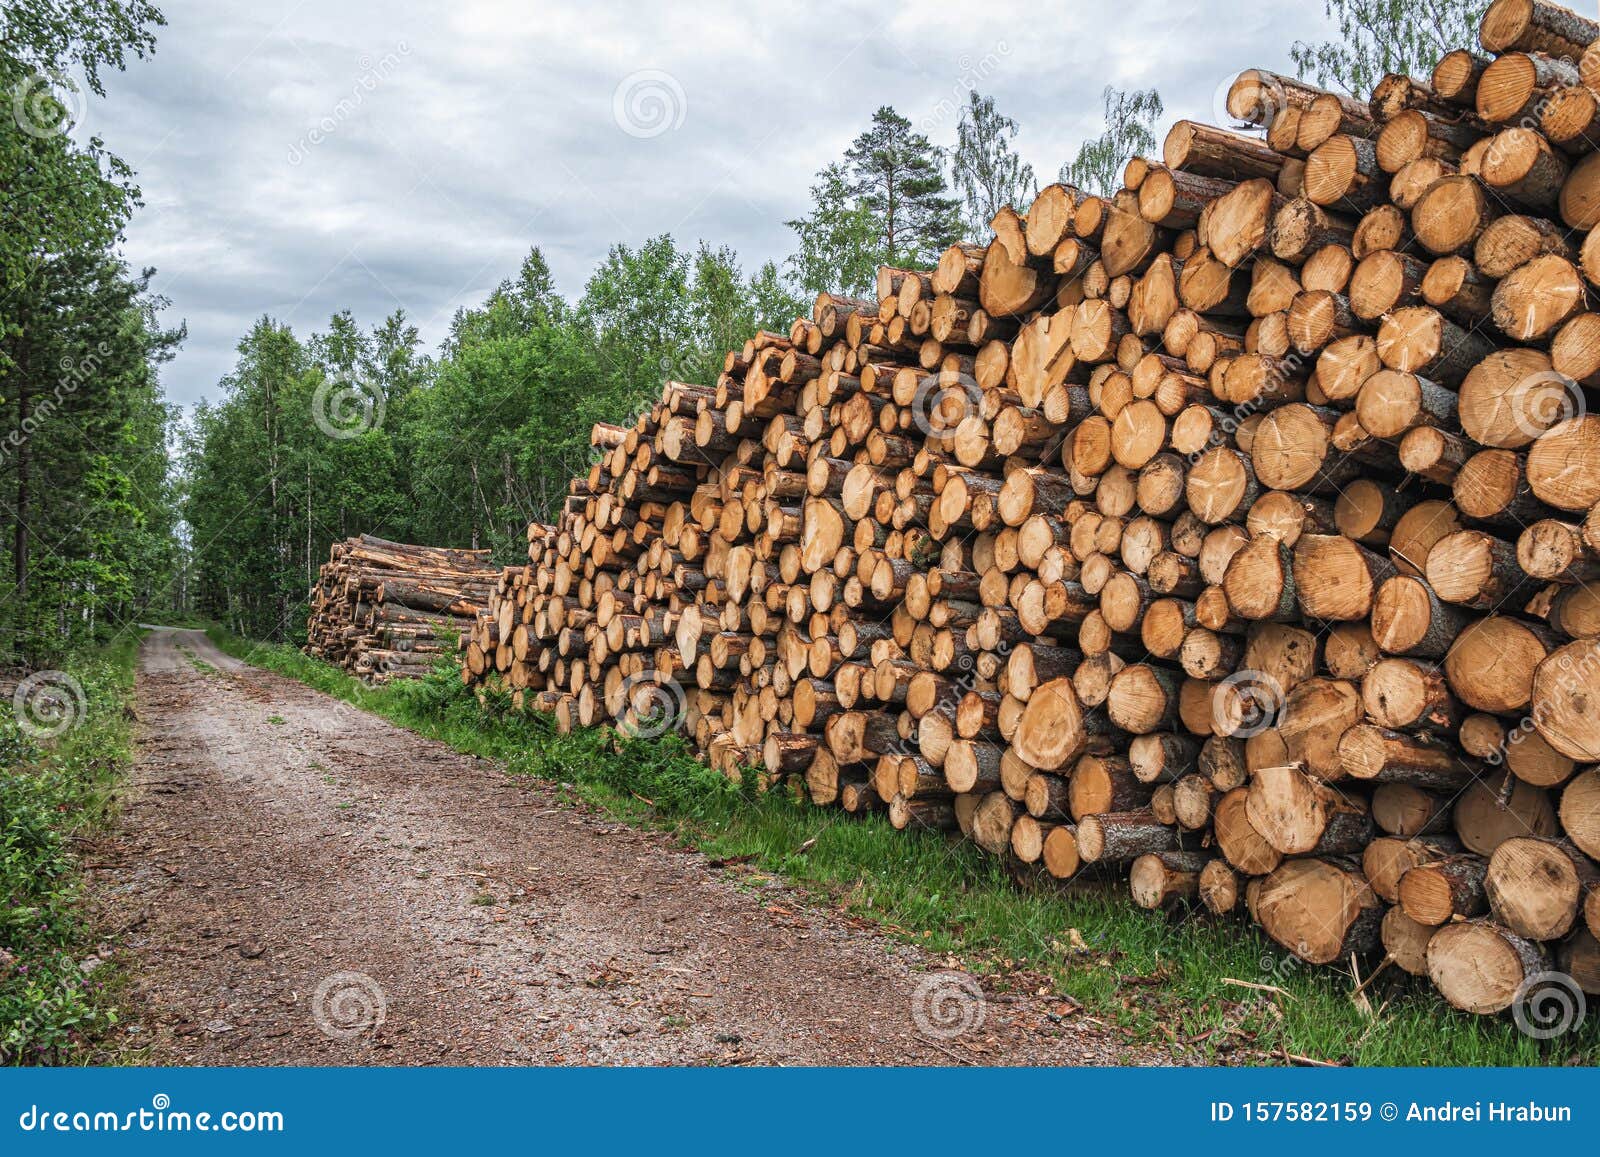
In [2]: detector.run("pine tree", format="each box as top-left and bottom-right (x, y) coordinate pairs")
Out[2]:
(844, 106), (963, 266)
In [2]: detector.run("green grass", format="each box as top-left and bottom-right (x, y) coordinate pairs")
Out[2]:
(208, 628), (1599, 1067)
(174, 642), (216, 676)
(1, 632), (142, 1064)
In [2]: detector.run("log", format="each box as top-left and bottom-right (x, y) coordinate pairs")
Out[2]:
(1398, 853), (1489, 925)
(1257, 858), (1382, 965)
(1383, 907), (1436, 975)
(1246, 763), (1375, 855)
(306, 536), (498, 679)
(1130, 850), (1210, 908)
(1428, 921), (1549, 1014)
(1486, 836), (1600, 940)
(1076, 809), (1180, 863)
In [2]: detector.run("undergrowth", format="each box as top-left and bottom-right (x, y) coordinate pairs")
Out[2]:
(1, 633), (141, 1064)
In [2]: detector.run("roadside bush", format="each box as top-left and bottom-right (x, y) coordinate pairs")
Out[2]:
(0, 645), (136, 1064)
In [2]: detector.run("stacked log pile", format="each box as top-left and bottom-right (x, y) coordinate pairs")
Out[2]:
(306, 535), (498, 681)
(461, 0), (1600, 1018)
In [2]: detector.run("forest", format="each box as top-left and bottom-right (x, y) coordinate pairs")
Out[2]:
(1, 0), (1484, 654)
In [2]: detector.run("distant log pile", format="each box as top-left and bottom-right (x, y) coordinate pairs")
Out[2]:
(461, 0), (1600, 1019)
(306, 535), (498, 681)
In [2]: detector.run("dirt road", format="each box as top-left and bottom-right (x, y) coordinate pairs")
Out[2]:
(90, 628), (1158, 1066)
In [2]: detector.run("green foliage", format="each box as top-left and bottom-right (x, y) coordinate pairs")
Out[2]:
(747, 260), (805, 334)
(408, 299), (595, 556)
(183, 316), (363, 640)
(951, 90), (1037, 238)
(1292, 0), (1486, 97)
(0, 633), (140, 1064)
(784, 163), (882, 298)
(1060, 86), (1164, 197)
(2, 0), (166, 95)
(0, 0), (164, 320)
(844, 106), (964, 265)
(785, 101), (973, 296)
(183, 238), (800, 638)
(0, 2), (181, 662)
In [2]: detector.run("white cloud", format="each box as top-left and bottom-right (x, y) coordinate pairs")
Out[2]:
(96, 0), (1338, 407)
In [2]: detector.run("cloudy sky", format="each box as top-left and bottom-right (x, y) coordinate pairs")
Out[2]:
(89, 0), (1337, 409)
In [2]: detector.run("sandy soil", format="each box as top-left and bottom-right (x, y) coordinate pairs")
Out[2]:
(88, 628), (1162, 1066)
